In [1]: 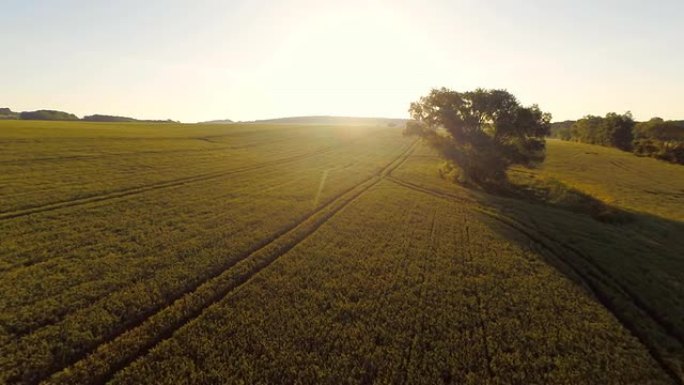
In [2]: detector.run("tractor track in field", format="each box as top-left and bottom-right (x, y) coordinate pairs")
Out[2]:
(0, 148), (330, 221)
(26, 141), (418, 385)
(0, 143), (240, 166)
(608, 159), (682, 191)
(0, 141), (407, 335)
(609, 159), (655, 181)
(3, 226), (246, 338)
(478, 211), (684, 385)
(5, 154), (416, 337)
(0, 203), (236, 274)
(0, 135), (298, 166)
(1, 152), (354, 274)
(0, 137), (367, 222)
(386, 176), (684, 385)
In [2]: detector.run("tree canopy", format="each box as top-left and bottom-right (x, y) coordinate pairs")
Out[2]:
(634, 117), (684, 142)
(405, 88), (551, 185)
(632, 118), (684, 163)
(570, 112), (634, 151)
(553, 114), (684, 164)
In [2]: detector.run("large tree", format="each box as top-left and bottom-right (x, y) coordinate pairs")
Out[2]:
(405, 88), (551, 185)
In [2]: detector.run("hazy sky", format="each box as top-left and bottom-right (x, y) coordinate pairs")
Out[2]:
(1, 0), (683, 122)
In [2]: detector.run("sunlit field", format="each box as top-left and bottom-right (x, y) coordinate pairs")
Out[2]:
(1, 120), (682, 384)
(522, 139), (684, 221)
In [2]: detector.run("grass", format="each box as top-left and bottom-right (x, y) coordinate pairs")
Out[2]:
(511, 139), (684, 222)
(0, 121), (682, 384)
(0, 121), (412, 383)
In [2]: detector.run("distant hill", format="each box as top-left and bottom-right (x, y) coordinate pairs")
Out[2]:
(19, 110), (79, 121)
(83, 114), (138, 122)
(83, 114), (178, 123)
(1, 108), (178, 123)
(0, 108), (19, 120)
(200, 119), (234, 124)
(240, 116), (409, 127)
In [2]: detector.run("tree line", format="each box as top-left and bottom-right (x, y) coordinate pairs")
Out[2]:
(551, 113), (684, 164)
(0, 108), (177, 123)
(405, 88), (683, 192)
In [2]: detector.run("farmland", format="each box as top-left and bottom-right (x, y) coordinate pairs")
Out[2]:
(1, 121), (683, 384)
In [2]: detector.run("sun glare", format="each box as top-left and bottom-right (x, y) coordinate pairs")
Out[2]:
(253, 1), (440, 118)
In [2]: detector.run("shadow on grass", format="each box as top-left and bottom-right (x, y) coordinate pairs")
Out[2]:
(390, 146), (684, 381)
(467, 177), (684, 383)
(484, 173), (636, 224)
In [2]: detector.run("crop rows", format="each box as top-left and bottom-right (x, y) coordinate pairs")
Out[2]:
(387, 143), (684, 383)
(2, 123), (681, 384)
(37, 139), (417, 385)
(0, 124), (384, 214)
(0, 124), (413, 384)
(104, 182), (670, 384)
(0, 145), (336, 221)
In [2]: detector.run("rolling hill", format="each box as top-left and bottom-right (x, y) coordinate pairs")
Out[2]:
(242, 115), (408, 127)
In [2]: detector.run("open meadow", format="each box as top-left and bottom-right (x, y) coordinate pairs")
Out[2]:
(1, 121), (683, 384)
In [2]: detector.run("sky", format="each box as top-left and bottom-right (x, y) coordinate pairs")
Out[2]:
(1, 0), (683, 123)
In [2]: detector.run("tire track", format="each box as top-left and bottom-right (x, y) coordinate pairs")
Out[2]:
(0, 135), (297, 166)
(32, 140), (418, 385)
(1, 142), (410, 336)
(1, 197), (236, 274)
(476, 212), (684, 385)
(0, 143), (234, 166)
(3, 224), (242, 338)
(1, 155), (350, 274)
(609, 160), (656, 183)
(386, 176), (684, 385)
(8, 148), (408, 337)
(391, 177), (684, 345)
(0, 137), (366, 222)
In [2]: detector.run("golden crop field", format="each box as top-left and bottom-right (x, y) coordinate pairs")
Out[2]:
(1, 121), (683, 384)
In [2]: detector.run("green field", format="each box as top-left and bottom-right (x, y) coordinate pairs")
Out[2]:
(1, 121), (683, 384)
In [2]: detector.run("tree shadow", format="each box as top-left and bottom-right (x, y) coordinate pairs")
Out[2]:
(468, 177), (684, 382)
(488, 175), (635, 224)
